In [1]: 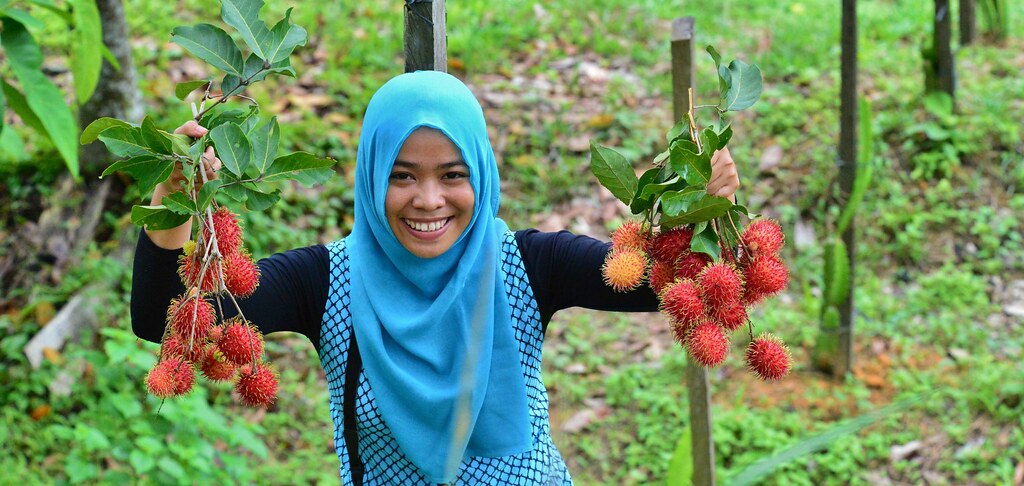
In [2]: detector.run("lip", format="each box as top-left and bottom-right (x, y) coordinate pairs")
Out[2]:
(401, 217), (451, 241)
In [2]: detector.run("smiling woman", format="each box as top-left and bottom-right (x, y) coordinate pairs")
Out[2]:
(386, 128), (475, 259)
(131, 70), (741, 485)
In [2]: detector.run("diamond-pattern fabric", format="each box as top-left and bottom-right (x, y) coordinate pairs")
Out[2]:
(319, 231), (572, 485)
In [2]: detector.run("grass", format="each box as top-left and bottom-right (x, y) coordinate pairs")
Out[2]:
(1, 0), (1022, 484)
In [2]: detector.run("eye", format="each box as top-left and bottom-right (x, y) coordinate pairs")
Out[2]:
(443, 171), (469, 180)
(389, 172), (414, 181)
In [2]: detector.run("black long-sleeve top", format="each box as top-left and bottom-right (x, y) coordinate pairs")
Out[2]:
(130, 229), (660, 350)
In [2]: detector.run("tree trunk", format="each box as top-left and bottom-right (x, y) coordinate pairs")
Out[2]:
(933, 0), (957, 104)
(960, 0), (976, 45)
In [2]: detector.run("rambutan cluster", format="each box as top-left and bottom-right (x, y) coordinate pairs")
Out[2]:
(601, 218), (793, 381)
(147, 206), (277, 407)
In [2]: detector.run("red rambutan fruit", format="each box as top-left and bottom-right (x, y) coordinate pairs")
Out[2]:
(204, 207), (243, 257)
(648, 260), (676, 294)
(223, 251), (260, 298)
(602, 248), (648, 292)
(673, 251), (712, 281)
(217, 318), (264, 366)
(670, 320), (692, 346)
(745, 333), (792, 381)
(742, 255), (790, 305)
(178, 253), (221, 293)
(685, 320), (730, 367)
(146, 357), (194, 398)
(167, 296), (215, 342)
(207, 324), (225, 344)
(650, 226), (694, 263)
(741, 219), (785, 258)
(235, 362), (278, 407)
(200, 347), (237, 382)
(659, 279), (705, 326)
(161, 333), (206, 363)
(611, 220), (649, 253)
(697, 262), (745, 307)
(711, 301), (749, 332)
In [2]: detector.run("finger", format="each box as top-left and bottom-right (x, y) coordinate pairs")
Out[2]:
(173, 120), (208, 138)
(203, 147), (222, 172)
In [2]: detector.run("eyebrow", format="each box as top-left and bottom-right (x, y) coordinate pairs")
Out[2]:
(392, 160), (469, 170)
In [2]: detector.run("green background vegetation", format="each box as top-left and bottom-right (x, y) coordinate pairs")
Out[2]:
(1, 0), (1022, 484)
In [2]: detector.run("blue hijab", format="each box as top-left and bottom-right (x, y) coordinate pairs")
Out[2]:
(346, 71), (531, 482)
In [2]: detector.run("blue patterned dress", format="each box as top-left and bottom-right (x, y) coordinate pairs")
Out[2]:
(318, 231), (573, 485)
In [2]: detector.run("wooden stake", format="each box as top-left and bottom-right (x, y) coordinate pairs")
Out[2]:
(403, 0), (447, 73)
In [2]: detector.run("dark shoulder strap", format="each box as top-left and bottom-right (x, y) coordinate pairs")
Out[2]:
(344, 331), (364, 485)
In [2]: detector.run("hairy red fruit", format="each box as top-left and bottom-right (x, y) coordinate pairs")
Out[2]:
(205, 207), (243, 257)
(235, 363), (278, 407)
(685, 320), (729, 367)
(742, 255), (790, 305)
(207, 325), (225, 344)
(217, 319), (264, 366)
(742, 219), (785, 258)
(660, 279), (705, 326)
(670, 320), (692, 346)
(167, 296), (215, 341)
(602, 249), (648, 292)
(674, 251), (712, 281)
(648, 260), (676, 294)
(697, 262), (744, 307)
(178, 253), (220, 293)
(611, 220), (649, 253)
(200, 347), (237, 382)
(745, 333), (791, 381)
(161, 333), (206, 363)
(711, 301), (748, 332)
(650, 226), (694, 263)
(223, 251), (260, 298)
(146, 357), (194, 398)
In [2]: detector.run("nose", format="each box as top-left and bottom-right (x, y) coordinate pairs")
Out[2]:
(412, 181), (445, 210)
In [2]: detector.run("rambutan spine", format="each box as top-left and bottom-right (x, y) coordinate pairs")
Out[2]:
(697, 261), (745, 307)
(602, 248), (648, 292)
(611, 220), (650, 253)
(235, 362), (278, 407)
(659, 279), (705, 326)
(216, 318), (264, 366)
(223, 251), (260, 298)
(745, 333), (792, 381)
(685, 320), (729, 367)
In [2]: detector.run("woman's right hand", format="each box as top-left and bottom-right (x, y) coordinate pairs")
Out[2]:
(147, 121), (222, 249)
(154, 121), (222, 197)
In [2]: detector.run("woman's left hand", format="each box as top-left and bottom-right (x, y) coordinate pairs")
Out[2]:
(708, 147), (740, 203)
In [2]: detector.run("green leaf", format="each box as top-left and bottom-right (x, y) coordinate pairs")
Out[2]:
(1, 7), (44, 30)
(665, 426), (692, 486)
(162, 191), (197, 215)
(589, 142), (638, 204)
(221, 0), (306, 63)
(262, 151), (335, 185)
(101, 156), (174, 198)
(699, 127), (720, 158)
(665, 119), (688, 143)
(715, 123), (733, 149)
(141, 116), (173, 155)
(730, 397), (924, 486)
(171, 23), (245, 77)
(197, 179), (222, 211)
(707, 45), (728, 97)
(175, 80), (211, 101)
(660, 195), (732, 225)
(629, 167), (664, 214)
(690, 223), (720, 260)
(660, 186), (706, 216)
(719, 59), (762, 112)
(160, 131), (193, 156)
(836, 98), (874, 235)
(97, 126), (153, 158)
(0, 123), (26, 160)
(243, 186), (280, 211)
(668, 140), (712, 187)
(248, 116), (279, 174)
(69, 0), (102, 104)
(129, 450), (155, 474)
(2, 79), (44, 135)
(826, 238), (850, 307)
(209, 123), (252, 177)
(80, 117), (132, 145)
(1, 19), (80, 178)
(131, 205), (190, 230)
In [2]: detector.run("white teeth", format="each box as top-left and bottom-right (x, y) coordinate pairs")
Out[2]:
(405, 218), (447, 232)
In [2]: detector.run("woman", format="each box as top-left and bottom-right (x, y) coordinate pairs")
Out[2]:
(132, 71), (739, 484)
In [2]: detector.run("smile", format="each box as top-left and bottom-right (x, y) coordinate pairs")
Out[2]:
(402, 217), (451, 234)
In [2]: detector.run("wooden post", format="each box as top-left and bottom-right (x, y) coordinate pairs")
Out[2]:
(403, 0), (447, 73)
(934, 0), (956, 103)
(672, 17), (716, 486)
(836, 0), (858, 378)
(959, 0), (976, 44)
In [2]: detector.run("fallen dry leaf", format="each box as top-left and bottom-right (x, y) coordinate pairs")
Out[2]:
(42, 347), (63, 365)
(30, 404), (52, 421)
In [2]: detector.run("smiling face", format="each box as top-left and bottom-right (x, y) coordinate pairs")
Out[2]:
(385, 128), (475, 259)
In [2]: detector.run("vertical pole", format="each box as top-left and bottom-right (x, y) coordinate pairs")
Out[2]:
(837, 0), (858, 378)
(959, 0), (976, 45)
(672, 18), (716, 486)
(403, 0), (447, 73)
(934, 0), (957, 104)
